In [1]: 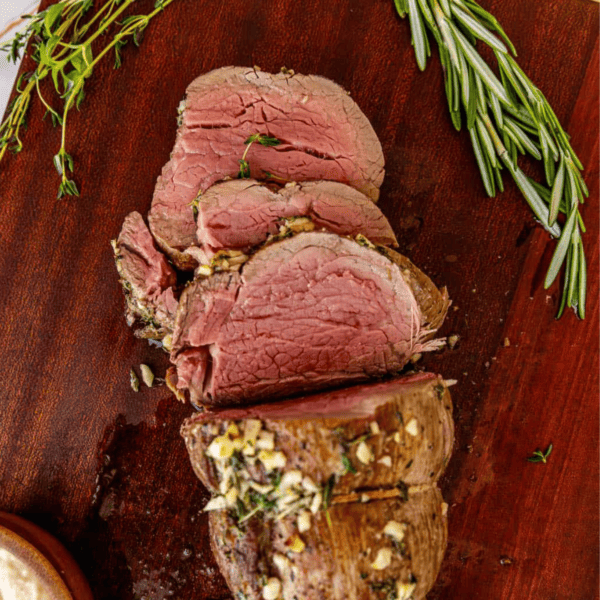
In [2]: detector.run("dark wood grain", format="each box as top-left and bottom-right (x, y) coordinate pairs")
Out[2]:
(0, 1), (597, 599)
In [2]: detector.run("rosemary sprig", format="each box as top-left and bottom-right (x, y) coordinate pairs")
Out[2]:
(395, 0), (588, 319)
(238, 133), (282, 178)
(527, 444), (552, 464)
(0, 0), (174, 199)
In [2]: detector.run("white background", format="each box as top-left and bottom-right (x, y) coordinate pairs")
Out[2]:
(0, 1), (39, 117)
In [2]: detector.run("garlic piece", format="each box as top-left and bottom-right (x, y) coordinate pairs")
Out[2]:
(393, 432), (401, 443)
(370, 421), (380, 435)
(297, 510), (311, 533)
(225, 422), (240, 438)
(371, 548), (392, 570)
(404, 418), (419, 437)
(288, 535), (305, 553)
(262, 577), (282, 600)
(225, 487), (238, 507)
(272, 553), (290, 574)
(310, 492), (322, 514)
(397, 581), (417, 600)
(206, 436), (235, 460)
(383, 520), (407, 542)
(258, 450), (287, 471)
(280, 470), (303, 490)
(196, 265), (213, 277)
(356, 441), (374, 464)
(256, 431), (276, 450)
(204, 496), (227, 511)
(301, 476), (319, 493)
(378, 455), (392, 468)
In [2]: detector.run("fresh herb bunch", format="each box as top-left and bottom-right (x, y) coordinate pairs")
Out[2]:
(395, 0), (588, 319)
(0, 0), (174, 198)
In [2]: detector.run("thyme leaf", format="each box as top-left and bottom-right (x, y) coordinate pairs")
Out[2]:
(527, 444), (553, 464)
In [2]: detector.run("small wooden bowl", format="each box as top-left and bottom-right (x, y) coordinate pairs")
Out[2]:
(0, 512), (93, 600)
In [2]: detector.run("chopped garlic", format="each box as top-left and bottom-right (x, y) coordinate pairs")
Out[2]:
(288, 535), (305, 553)
(219, 466), (234, 494)
(297, 510), (311, 533)
(393, 432), (401, 443)
(258, 450), (287, 471)
(204, 496), (227, 511)
(243, 419), (262, 445)
(206, 435), (235, 460)
(225, 422), (240, 438)
(404, 418), (419, 437)
(396, 581), (417, 600)
(370, 421), (380, 435)
(441, 502), (448, 517)
(310, 492), (323, 514)
(280, 470), (303, 490)
(360, 494), (370, 503)
(256, 431), (275, 450)
(378, 455), (392, 468)
(356, 441), (374, 464)
(196, 265), (213, 277)
(371, 548), (392, 570)
(249, 481), (274, 495)
(225, 487), (238, 507)
(444, 379), (458, 387)
(262, 577), (282, 600)
(383, 520), (407, 542)
(272, 553), (290, 574)
(302, 476), (319, 493)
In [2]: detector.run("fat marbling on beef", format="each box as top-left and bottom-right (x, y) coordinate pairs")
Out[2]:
(171, 232), (450, 407)
(180, 373), (454, 600)
(148, 67), (385, 268)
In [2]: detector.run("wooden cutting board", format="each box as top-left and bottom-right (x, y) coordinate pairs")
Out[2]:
(0, 1), (597, 599)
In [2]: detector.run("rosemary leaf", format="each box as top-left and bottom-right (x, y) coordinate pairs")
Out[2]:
(407, 0), (429, 70)
(469, 126), (494, 197)
(450, 24), (511, 105)
(549, 158), (565, 226)
(450, 3), (507, 53)
(544, 207), (578, 289)
(577, 240), (587, 319)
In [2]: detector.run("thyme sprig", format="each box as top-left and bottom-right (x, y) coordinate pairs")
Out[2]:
(527, 444), (552, 464)
(395, 0), (588, 319)
(238, 133), (282, 178)
(0, 0), (174, 198)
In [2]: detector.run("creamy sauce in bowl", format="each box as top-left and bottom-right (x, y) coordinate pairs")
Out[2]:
(0, 547), (52, 600)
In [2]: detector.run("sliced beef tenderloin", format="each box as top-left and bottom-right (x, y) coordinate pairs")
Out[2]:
(181, 373), (454, 496)
(210, 489), (446, 600)
(196, 179), (397, 261)
(112, 211), (178, 340)
(171, 232), (450, 407)
(148, 66), (385, 268)
(181, 374), (453, 600)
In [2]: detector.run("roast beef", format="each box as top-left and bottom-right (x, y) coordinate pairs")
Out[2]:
(147, 67), (385, 268)
(112, 211), (178, 339)
(180, 373), (454, 600)
(210, 490), (446, 600)
(195, 179), (398, 261)
(171, 232), (450, 407)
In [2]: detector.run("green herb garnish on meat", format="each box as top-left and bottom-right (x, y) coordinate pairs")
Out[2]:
(394, 0), (588, 318)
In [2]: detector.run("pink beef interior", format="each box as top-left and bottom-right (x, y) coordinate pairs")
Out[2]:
(148, 67), (385, 260)
(197, 179), (398, 258)
(171, 232), (424, 407)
